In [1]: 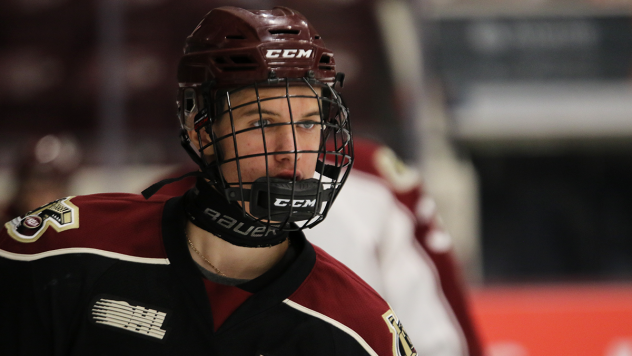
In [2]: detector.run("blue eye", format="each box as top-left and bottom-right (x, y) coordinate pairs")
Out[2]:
(253, 119), (271, 127)
(297, 121), (317, 129)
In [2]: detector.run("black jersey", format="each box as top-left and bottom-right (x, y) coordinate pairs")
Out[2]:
(0, 193), (416, 356)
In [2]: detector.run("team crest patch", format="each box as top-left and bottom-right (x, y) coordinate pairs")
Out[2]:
(382, 309), (417, 356)
(4, 196), (79, 243)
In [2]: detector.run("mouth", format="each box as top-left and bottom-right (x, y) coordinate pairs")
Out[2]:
(274, 170), (302, 181)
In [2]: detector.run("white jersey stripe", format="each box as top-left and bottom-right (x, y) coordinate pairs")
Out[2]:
(0, 247), (170, 265)
(283, 299), (379, 356)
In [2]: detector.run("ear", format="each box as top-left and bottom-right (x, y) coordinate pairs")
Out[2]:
(188, 128), (215, 157)
(188, 129), (201, 150)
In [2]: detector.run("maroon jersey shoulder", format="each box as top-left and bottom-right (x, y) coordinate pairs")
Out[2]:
(288, 244), (406, 356)
(0, 193), (170, 260)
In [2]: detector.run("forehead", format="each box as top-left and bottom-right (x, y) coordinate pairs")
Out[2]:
(226, 85), (323, 107)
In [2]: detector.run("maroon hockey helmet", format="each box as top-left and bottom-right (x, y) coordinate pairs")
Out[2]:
(174, 6), (354, 241)
(177, 6), (337, 105)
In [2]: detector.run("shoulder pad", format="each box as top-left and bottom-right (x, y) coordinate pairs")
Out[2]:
(1, 193), (169, 260)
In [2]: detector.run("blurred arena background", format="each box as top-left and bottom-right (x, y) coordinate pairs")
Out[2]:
(1, 0), (632, 354)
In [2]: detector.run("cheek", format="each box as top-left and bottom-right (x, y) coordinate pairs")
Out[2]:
(301, 131), (321, 150)
(240, 136), (257, 151)
(217, 132), (258, 159)
(220, 135), (268, 182)
(300, 133), (321, 166)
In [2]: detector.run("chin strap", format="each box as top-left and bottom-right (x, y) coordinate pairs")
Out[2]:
(184, 180), (290, 248)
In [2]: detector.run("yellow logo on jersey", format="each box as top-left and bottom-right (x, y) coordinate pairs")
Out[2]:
(374, 146), (420, 193)
(4, 196), (79, 243)
(382, 309), (417, 356)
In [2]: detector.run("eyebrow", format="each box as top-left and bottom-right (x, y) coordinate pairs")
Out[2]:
(240, 108), (321, 120)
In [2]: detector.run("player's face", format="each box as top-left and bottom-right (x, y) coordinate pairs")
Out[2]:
(213, 85), (322, 186)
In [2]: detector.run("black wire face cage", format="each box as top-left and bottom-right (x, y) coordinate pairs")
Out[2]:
(189, 77), (353, 232)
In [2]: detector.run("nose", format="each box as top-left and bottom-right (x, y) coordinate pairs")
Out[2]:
(271, 122), (301, 163)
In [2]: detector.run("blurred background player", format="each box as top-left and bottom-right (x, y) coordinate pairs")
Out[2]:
(304, 138), (481, 356)
(0, 134), (81, 223)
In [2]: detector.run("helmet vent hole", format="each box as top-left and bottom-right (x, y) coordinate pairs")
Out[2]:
(222, 67), (256, 72)
(319, 55), (331, 64)
(213, 57), (227, 64)
(269, 29), (300, 35)
(225, 35), (246, 40)
(230, 55), (255, 64)
(315, 35), (321, 39)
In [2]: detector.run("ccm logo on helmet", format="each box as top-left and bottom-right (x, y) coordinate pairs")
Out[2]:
(265, 49), (313, 59)
(274, 198), (316, 208)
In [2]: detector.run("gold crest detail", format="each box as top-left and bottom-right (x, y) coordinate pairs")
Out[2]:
(4, 196), (79, 243)
(382, 309), (417, 356)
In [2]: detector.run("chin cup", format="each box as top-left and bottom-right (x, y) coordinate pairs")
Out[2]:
(225, 177), (333, 223)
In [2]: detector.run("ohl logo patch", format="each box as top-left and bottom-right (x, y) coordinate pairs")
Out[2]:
(382, 310), (417, 356)
(5, 196), (79, 243)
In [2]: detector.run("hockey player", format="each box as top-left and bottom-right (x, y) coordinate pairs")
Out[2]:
(0, 6), (417, 356)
